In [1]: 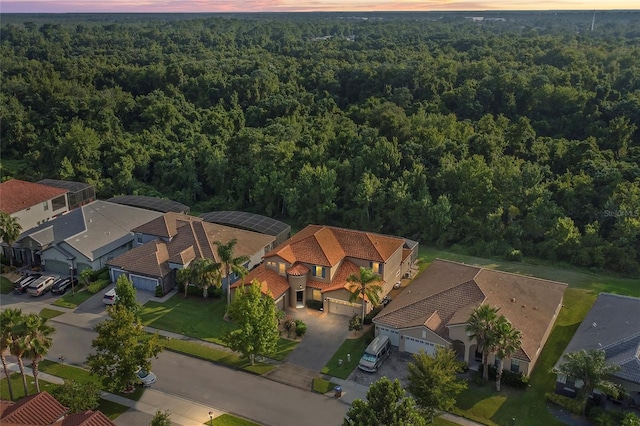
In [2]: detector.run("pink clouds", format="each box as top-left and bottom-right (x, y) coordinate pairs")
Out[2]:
(1, 0), (637, 13)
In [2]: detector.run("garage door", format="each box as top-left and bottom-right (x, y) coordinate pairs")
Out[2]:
(110, 269), (127, 284)
(130, 275), (158, 292)
(377, 326), (400, 346)
(403, 336), (439, 355)
(327, 298), (361, 317)
(44, 259), (69, 274)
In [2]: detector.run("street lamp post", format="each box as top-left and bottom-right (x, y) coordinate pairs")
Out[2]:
(69, 265), (75, 295)
(209, 411), (213, 425)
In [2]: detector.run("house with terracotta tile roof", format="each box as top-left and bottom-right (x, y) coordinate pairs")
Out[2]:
(373, 259), (567, 376)
(0, 179), (69, 232)
(0, 391), (115, 426)
(107, 212), (275, 294)
(554, 293), (640, 406)
(231, 225), (418, 314)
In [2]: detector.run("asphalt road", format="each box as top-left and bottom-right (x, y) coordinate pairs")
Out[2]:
(45, 317), (348, 426)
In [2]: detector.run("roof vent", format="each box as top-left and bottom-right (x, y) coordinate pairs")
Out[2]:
(521, 304), (526, 308)
(511, 298), (516, 302)
(88, 219), (93, 223)
(592, 322), (598, 328)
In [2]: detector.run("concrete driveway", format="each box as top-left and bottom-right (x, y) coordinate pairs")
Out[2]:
(74, 283), (156, 314)
(347, 348), (413, 387)
(284, 308), (351, 372)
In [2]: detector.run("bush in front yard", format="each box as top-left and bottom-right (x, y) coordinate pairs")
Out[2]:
(545, 392), (584, 415)
(87, 279), (109, 294)
(487, 365), (529, 388)
(295, 319), (307, 337)
(349, 314), (363, 331)
(364, 306), (382, 325)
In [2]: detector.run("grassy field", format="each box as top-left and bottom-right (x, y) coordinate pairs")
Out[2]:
(211, 413), (260, 426)
(39, 307), (66, 319)
(52, 288), (94, 309)
(321, 329), (372, 379)
(1, 276), (14, 294)
(140, 295), (298, 362)
(412, 246), (636, 426)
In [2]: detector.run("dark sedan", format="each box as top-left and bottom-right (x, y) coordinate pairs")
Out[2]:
(51, 277), (79, 295)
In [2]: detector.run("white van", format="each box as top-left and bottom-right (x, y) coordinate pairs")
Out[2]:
(358, 335), (391, 372)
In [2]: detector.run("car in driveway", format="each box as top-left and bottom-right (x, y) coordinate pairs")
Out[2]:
(51, 277), (78, 295)
(136, 368), (157, 387)
(13, 273), (42, 294)
(27, 275), (57, 296)
(103, 288), (117, 305)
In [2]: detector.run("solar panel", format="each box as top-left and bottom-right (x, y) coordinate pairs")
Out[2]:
(38, 179), (92, 193)
(107, 195), (190, 214)
(200, 211), (290, 238)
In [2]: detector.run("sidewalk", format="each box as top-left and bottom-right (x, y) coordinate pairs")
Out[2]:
(5, 362), (225, 426)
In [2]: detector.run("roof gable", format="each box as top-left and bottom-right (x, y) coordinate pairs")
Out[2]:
(0, 179), (67, 215)
(0, 391), (67, 425)
(233, 264), (289, 299)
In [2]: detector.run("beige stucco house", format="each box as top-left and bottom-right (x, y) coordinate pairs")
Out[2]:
(373, 259), (567, 376)
(231, 225), (418, 315)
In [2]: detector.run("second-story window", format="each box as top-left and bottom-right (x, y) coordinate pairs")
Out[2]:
(278, 262), (286, 275)
(43, 201), (49, 211)
(370, 261), (381, 274)
(313, 265), (325, 278)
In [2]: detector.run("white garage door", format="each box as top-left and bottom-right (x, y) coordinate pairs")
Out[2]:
(404, 336), (439, 355)
(377, 326), (400, 346)
(130, 275), (158, 292)
(327, 298), (361, 317)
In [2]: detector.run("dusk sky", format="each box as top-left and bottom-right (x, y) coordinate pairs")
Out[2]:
(1, 0), (638, 14)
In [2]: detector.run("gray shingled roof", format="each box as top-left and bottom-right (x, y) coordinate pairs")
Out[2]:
(557, 293), (640, 384)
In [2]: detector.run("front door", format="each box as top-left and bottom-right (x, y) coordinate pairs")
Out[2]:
(296, 290), (304, 308)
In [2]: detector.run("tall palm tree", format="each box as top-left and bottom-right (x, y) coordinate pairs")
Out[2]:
(177, 267), (191, 298)
(214, 239), (250, 305)
(190, 258), (222, 299)
(552, 349), (621, 414)
(22, 314), (55, 393)
(346, 267), (383, 321)
(466, 304), (500, 382)
(9, 320), (30, 396)
(0, 212), (22, 267)
(0, 309), (23, 400)
(491, 316), (522, 391)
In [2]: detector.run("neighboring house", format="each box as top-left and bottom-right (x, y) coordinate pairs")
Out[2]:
(38, 179), (96, 210)
(0, 391), (115, 425)
(15, 200), (162, 274)
(373, 259), (567, 376)
(554, 293), (640, 406)
(107, 212), (275, 294)
(0, 179), (69, 263)
(200, 211), (291, 247)
(231, 225), (418, 314)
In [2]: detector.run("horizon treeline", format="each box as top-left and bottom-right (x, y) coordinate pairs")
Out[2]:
(1, 14), (639, 273)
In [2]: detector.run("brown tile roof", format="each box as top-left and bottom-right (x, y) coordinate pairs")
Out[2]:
(287, 263), (309, 276)
(55, 410), (115, 426)
(322, 260), (370, 294)
(131, 212), (190, 237)
(0, 179), (68, 215)
(266, 225), (404, 267)
(374, 259), (567, 362)
(0, 391), (67, 425)
(233, 264), (289, 299)
(107, 240), (172, 278)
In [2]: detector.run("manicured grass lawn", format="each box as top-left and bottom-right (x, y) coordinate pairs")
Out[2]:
(312, 377), (337, 394)
(96, 399), (131, 420)
(39, 360), (145, 401)
(52, 288), (94, 309)
(211, 413), (260, 425)
(1, 276), (14, 294)
(162, 337), (274, 375)
(321, 329), (372, 379)
(40, 308), (66, 320)
(0, 372), (58, 400)
(140, 295), (298, 361)
(452, 287), (597, 426)
(433, 416), (464, 426)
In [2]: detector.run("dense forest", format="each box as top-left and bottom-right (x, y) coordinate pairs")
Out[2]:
(1, 12), (639, 273)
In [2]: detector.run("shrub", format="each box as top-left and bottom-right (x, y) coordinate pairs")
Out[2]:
(295, 319), (307, 337)
(545, 392), (584, 415)
(209, 286), (224, 299)
(312, 377), (336, 394)
(91, 267), (109, 281)
(283, 316), (296, 338)
(504, 249), (523, 262)
(349, 314), (363, 331)
(275, 309), (285, 325)
(87, 279), (109, 294)
(306, 299), (323, 310)
(487, 364), (529, 388)
(155, 285), (164, 297)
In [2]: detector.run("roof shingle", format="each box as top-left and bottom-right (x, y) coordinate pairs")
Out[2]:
(0, 179), (67, 215)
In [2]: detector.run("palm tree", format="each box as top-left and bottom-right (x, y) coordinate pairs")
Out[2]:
(346, 267), (383, 321)
(9, 319), (30, 396)
(491, 316), (522, 391)
(214, 239), (250, 305)
(190, 258), (222, 299)
(177, 267), (191, 298)
(0, 212), (22, 267)
(466, 304), (500, 382)
(552, 349), (621, 414)
(0, 309), (23, 400)
(22, 314), (55, 393)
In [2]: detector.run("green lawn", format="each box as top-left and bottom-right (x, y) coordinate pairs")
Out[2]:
(312, 377), (337, 394)
(161, 337), (274, 375)
(210, 413), (260, 426)
(96, 399), (131, 420)
(0, 372), (58, 400)
(1, 276), (14, 294)
(321, 329), (372, 379)
(39, 360), (145, 401)
(140, 295), (298, 361)
(52, 289), (94, 309)
(40, 308), (66, 320)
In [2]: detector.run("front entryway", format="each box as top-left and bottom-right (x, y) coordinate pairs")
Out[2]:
(296, 290), (304, 308)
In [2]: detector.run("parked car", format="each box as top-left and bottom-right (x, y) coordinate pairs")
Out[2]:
(103, 288), (117, 305)
(13, 273), (42, 294)
(51, 277), (78, 295)
(136, 368), (157, 387)
(27, 275), (56, 296)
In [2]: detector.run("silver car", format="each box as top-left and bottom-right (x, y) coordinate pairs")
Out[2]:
(136, 368), (157, 387)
